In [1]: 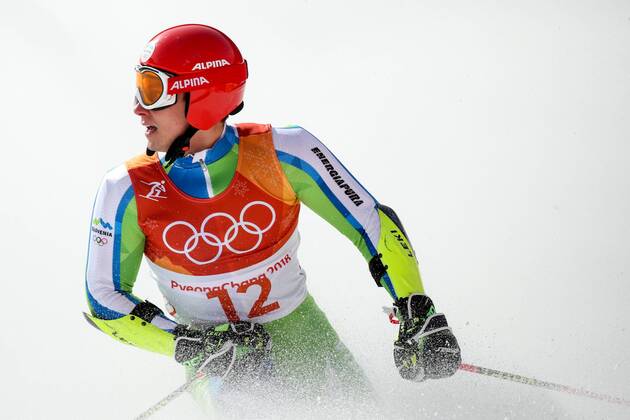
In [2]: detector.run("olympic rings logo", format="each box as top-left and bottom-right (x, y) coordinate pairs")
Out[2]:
(93, 236), (108, 246)
(162, 201), (276, 265)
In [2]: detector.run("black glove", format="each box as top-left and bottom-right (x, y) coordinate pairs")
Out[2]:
(393, 294), (461, 381)
(174, 322), (271, 378)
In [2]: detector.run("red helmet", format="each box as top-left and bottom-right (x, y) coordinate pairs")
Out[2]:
(139, 24), (247, 130)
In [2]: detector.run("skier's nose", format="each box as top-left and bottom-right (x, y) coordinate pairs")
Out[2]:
(133, 98), (149, 116)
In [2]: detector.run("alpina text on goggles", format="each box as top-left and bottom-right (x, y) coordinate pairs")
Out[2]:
(134, 62), (248, 110)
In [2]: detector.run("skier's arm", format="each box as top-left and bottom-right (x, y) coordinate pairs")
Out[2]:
(85, 165), (177, 355)
(273, 126), (423, 300)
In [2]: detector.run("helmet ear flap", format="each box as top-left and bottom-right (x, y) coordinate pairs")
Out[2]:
(221, 102), (244, 124)
(229, 101), (244, 116)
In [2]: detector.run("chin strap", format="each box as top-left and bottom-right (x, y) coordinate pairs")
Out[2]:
(144, 100), (243, 165)
(144, 124), (199, 167)
(164, 125), (199, 168)
(145, 94), (199, 167)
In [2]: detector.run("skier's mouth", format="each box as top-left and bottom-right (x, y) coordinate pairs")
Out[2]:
(146, 125), (157, 135)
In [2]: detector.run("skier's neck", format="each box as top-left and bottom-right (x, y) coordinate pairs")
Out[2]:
(187, 122), (226, 154)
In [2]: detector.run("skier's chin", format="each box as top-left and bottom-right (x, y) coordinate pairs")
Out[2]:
(145, 134), (167, 153)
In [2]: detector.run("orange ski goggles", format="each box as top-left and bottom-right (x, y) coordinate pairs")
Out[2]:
(135, 66), (176, 110)
(135, 63), (248, 110)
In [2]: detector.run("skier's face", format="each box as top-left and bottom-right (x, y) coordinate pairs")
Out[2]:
(133, 94), (188, 152)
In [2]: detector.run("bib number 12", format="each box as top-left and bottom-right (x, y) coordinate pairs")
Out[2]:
(206, 276), (280, 323)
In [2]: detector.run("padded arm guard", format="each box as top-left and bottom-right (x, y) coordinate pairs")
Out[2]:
(83, 301), (176, 356)
(370, 204), (424, 298)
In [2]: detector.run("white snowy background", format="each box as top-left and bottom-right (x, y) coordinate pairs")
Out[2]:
(1, 0), (629, 419)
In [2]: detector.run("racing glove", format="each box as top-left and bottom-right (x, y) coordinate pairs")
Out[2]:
(174, 322), (271, 379)
(393, 294), (461, 381)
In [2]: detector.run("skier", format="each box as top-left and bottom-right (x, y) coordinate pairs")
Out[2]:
(85, 23), (461, 414)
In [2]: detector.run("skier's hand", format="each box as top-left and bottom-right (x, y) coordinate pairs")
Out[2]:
(392, 294), (461, 382)
(174, 322), (270, 377)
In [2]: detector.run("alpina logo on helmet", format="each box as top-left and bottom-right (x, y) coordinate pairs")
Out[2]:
(192, 59), (230, 71)
(169, 76), (210, 92)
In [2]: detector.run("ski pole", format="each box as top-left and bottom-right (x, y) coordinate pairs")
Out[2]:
(135, 345), (237, 419)
(459, 363), (630, 408)
(134, 371), (208, 420)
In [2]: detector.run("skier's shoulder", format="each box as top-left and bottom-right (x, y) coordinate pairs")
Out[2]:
(96, 160), (137, 198)
(271, 124), (317, 141)
(231, 122), (320, 155)
(102, 161), (131, 185)
(233, 122), (313, 139)
(267, 124), (323, 154)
